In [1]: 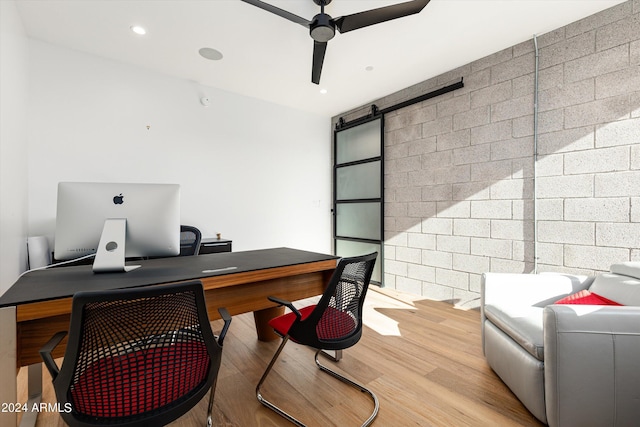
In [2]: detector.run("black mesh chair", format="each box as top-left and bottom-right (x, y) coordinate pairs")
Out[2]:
(256, 252), (378, 427)
(39, 281), (231, 427)
(180, 225), (202, 256)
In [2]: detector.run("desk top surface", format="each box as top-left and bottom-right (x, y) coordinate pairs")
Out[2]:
(0, 247), (338, 307)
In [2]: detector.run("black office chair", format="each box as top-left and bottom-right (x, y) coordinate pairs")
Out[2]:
(180, 225), (202, 256)
(40, 281), (231, 427)
(256, 252), (379, 427)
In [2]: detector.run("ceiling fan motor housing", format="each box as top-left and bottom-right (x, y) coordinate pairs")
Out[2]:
(310, 13), (336, 42)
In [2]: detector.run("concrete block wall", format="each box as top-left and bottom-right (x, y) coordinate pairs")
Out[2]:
(333, 0), (640, 308)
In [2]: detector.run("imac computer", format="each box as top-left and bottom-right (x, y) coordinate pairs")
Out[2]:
(54, 182), (180, 273)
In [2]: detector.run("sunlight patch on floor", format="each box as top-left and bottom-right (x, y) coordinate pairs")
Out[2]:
(362, 288), (423, 336)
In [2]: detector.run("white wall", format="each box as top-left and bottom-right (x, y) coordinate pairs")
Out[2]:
(0, 1), (30, 295)
(26, 40), (332, 256)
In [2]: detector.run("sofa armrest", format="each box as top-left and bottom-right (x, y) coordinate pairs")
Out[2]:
(481, 272), (592, 310)
(544, 305), (640, 427)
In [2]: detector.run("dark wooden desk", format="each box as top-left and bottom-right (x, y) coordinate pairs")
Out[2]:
(0, 247), (337, 427)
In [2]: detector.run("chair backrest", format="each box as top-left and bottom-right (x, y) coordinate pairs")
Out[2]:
(179, 225), (202, 256)
(54, 281), (220, 427)
(289, 252), (378, 350)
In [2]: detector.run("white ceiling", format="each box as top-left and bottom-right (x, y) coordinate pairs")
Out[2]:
(15, 0), (626, 117)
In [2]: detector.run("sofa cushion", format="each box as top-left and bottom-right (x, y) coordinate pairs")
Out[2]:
(483, 304), (544, 361)
(555, 289), (622, 306)
(589, 272), (640, 306)
(610, 262), (640, 280)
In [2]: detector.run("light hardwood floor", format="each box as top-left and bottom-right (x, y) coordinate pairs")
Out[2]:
(19, 287), (543, 426)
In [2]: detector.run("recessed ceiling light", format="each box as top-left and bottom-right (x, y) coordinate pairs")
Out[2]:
(320, 88), (328, 95)
(130, 25), (147, 36)
(199, 47), (224, 61)
(365, 65), (374, 72)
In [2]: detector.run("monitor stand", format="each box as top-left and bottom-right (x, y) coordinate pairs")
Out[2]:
(93, 218), (141, 273)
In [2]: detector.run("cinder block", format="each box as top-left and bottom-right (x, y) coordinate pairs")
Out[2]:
(452, 253), (490, 274)
(595, 171), (640, 197)
(536, 242), (564, 266)
(420, 184), (452, 202)
(596, 13), (640, 52)
(421, 217), (453, 235)
(397, 246), (422, 264)
(385, 171), (408, 188)
(565, 1), (632, 39)
(471, 159), (513, 181)
(564, 95), (630, 129)
(421, 150), (452, 169)
(452, 181), (490, 201)
(491, 137), (534, 161)
(407, 201), (436, 218)
(408, 169), (436, 186)
(490, 94), (534, 122)
(470, 120), (512, 145)
(470, 237), (512, 258)
(491, 219), (534, 241)
(565, 197), (629, 222)
(407, 136), (436, 156)
(538, 221), (595, 245)
(407, 263), (435, 282)
(453, 218), (491, 237)
(436, 93), (471, 118)
(435, 268), (469, 290)
(395, 276), (422, 295)
(512, 240), (535, 263)
(437, 129), (471, 151)
(564, 145), (629, 175)
(540, 31), (595, 69)
(384, 259), (408, 276)
(453, 106), (491, 130)
(596, 222), (640, 247)
(394, 155), (422, 173)
(385, 124), (422, 145)
(434, 165), (471, 185)
(564, 45), (629, 84)
(470, 80), (512, 109)
(490, 258), (532, 274)
(470, 200), (512, 219)
(407, 233), (436, 250)
(632, 145), (640, 170)
(564, 244), (630, 271)
(491, 52), (535, 84)
(536, 153), (564, 177)
(536, 199), (564, 220)
(436, 200), (471, 218)
(395, 186), (422, 202)
(436, 235), (471, 254)
(538, 78), (595, 112)
(422, 249), (452, 269)
(489, 179), (532, 200)
(596, 66), (640, 99)
(632, 40), (640, 65)
(536, 174), (593, 198)
(453, 144), (491, 165)
(537, 126), (595, 155)
(408, 105), (437, 125)
(422, 116), (453, 138)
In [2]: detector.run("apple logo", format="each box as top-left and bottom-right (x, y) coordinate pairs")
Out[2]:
(113, 193), (124, 205)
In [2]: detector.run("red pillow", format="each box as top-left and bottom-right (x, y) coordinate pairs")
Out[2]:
(555, 289), (622, 306)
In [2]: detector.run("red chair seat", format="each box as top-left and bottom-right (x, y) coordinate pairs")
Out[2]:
(71, 342), (209, 418)
(269, 305), (357, 340)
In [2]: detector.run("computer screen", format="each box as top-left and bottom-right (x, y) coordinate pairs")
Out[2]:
(54, 182), (180, 272)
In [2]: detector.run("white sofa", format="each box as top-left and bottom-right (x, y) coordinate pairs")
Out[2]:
(481, 262), (640, 426)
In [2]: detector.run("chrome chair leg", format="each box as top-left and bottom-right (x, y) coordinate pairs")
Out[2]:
(256, 336), (379, 427)
(256, 336), (306, 427)
(207, 378), (217, 427)
(315, 350), (379, 427)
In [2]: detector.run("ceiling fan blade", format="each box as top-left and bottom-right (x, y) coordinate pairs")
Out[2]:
(334, 0), (430, 33)
(312, 41), (328, 85)
(240, 0), (311, 28)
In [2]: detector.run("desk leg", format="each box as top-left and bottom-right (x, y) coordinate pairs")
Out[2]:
(0, 306), (17, 427)
(253, 306), (285, 341)
(18, 364), (42, 427)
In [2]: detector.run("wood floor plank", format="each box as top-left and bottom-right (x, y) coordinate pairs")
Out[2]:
(19, 288), (542, 427)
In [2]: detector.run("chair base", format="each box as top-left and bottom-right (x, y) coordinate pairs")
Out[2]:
(256, 336), (379, 427)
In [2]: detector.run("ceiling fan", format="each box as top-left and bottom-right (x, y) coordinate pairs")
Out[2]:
(240, 0), (431, 84)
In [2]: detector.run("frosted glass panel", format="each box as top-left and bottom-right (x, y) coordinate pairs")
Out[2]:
(336, 161), (381, 200)
(336, 119), (381, 164)
(335, 240), (381, 284)
(336, 203), (381, 240)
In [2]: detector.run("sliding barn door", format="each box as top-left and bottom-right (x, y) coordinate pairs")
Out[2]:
(333, 118), (383, 285)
